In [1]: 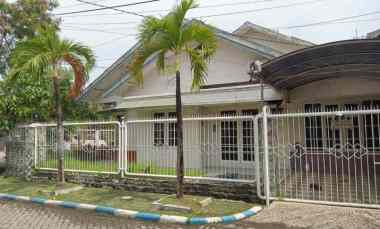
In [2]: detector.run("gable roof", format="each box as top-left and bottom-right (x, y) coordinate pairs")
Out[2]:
(80, 21), (309, 101)
(367, 29), (380, 39)
(233, 21), (314, 47)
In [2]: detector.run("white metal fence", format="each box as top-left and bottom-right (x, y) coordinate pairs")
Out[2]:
(11, 116), (257, 182)
(257, 107), (380, 208)
(125, 116), (256, 181)
(34, 122), (121, 174)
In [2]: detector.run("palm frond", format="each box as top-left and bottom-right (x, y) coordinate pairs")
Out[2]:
(129, 35), (171, 86)
(173, 0), (198, 29)
(9, 28), (95, 98)
(65, 41), (95, 74)
(181, 21), (217, 57)
(181, 21), (217, 90)
(138, 16), (164, 45)
(186, 47), (208, 90)
(156, 50), (166, 73)
(63, 54), (86, 98)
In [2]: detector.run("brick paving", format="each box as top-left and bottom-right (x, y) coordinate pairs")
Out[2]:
(0, 201), (261, 229)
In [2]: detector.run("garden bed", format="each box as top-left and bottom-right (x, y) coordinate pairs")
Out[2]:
(0, 176), (255, 217)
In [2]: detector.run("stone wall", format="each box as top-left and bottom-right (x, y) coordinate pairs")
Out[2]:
(34, 171), (259, 202)
(4, 129), (34, 180)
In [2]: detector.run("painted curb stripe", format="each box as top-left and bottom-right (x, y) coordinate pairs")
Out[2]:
(114, 209), (138, 217)
(31, 197), (47, 205)
(222, 215), (237, 224)
(188, 217), (209, 225)
(0, 193), (262, 225)
(159, 215), (188, 224)
(78, 203), (97, 210)
(135, 213), (161, 222)
(95, 206), (116, 215)
(1, 194), (17, 200)
(58, 201), (79, 209)
(15, 196), (31, 202)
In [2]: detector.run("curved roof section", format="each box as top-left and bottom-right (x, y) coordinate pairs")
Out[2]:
(258, 39), (380, 90)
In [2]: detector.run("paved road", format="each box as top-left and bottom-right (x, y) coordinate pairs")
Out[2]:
(0, 201), (263, 229)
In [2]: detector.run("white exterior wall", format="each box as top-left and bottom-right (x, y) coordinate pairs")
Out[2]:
(125, 103), (260, 173)
(289, 78), (380, 103)
(126, 107), (203, 170)
(109, 38), (265, 98)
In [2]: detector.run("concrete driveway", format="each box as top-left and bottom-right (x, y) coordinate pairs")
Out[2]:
(247, 201), (380, 229)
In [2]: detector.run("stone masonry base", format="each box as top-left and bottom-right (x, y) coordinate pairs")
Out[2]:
(33, 171), (259, 203)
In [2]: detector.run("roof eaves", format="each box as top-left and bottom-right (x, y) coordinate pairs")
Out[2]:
(80, 42), (141, 100)
(81, 21), (283, 100)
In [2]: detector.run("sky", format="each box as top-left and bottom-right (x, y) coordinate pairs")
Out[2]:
(53, 0), (380, 83)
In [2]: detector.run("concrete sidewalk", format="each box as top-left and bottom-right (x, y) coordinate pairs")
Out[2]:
(246, 201), (380, 229)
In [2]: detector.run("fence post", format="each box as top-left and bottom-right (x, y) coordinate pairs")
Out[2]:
(262, 105), (271, 207)
(254, 115), (262, 200)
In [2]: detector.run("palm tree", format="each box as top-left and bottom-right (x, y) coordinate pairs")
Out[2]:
(129, 0), (217, 198)
(9, 28), (95, 185)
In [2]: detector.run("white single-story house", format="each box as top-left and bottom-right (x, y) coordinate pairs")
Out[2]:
(80, 21), (313, 178)
(80, 21), (380, 201)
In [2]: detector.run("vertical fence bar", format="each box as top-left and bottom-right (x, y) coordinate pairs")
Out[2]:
(33, 124), (38, 168)
(124, 118), (128, 176)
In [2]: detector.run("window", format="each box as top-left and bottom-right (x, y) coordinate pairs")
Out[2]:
(325, 105), (340, 148)
(168, 112), (177, 146)
(221, 111), (238, 161)
(344, 104), (360, 148)
(242, 110), (258, 161)
(363, 100), (380, 148)
(154, 113), (165, 146)
(305, 104), (323, 148)
(305, 102), (380, 150)
(153, 112), (177, 147)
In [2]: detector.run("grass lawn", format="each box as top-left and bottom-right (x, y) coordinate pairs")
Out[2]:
(37, 158), (205, 177)
(0, 176), (255, 217)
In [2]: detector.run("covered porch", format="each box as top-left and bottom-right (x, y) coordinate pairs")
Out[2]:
(256, 39), (380, 207)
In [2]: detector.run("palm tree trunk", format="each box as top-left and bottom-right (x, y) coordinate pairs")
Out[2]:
(53, 76), (65, 185)
(175, 70), (184, 199)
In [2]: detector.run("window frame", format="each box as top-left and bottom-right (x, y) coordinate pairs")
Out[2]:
(153, 112), (177, 147)
(304, 100), (380, 150)
(153, 112), (165, 146)
(220, 109), (258, 162)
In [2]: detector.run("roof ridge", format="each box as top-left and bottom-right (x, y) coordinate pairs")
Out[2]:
(233, 21), (314, 46)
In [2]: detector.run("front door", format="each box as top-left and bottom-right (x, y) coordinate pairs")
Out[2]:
(220, 110), (256, 172)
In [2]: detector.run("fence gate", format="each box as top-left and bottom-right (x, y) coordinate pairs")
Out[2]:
(257, 107), (380, 208)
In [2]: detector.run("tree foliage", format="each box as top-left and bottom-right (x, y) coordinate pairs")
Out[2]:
(0, 0), (59, 76)
(0, 69), (100, 130)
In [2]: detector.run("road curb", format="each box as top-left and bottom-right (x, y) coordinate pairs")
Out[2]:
(0, 193), (262, 225)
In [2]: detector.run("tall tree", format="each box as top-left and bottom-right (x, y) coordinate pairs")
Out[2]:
(0, 70), (100, 131)
(129, 0), (217, 198)
(0, 0), (59, 76)
(10, 28), (95, 185)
